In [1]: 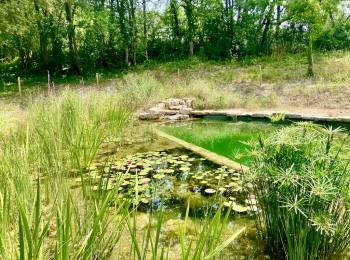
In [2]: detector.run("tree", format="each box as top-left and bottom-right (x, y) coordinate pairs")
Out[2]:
(182, 0), (195, 56)
(287, 0), (339, 76)
(142, 0), (148, 60)
(1, 0), (349, 76)
(116, 0), (130, 66)
(65, 0), (81, 74)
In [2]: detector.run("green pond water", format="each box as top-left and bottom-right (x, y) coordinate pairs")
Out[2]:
(159, 119), (282, 165)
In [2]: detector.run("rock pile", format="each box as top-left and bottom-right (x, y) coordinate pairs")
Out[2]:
(138, 98), (194, 121)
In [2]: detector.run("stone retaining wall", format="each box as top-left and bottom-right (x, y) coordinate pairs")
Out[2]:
(191, 110), (350, 123)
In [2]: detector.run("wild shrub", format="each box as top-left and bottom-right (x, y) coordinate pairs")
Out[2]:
(248, 122), (350, 259)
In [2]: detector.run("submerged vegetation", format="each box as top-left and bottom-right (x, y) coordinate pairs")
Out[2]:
(248, 123), (350, 259)
(161, 120), (280, 164)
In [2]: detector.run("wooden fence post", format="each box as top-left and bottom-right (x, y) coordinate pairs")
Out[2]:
(18, 76), (22, 96)
(259, 65), (262, 87)
(96, 73), (99, 86)
(47, 70), (51, 93)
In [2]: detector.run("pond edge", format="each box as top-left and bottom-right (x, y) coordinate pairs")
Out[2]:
(191, 110), (350, 123)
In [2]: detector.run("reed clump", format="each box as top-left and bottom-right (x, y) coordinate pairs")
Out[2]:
(248, 122), (350, 259)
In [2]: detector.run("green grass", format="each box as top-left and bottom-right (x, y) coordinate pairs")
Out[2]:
(160, 120), (280, 165)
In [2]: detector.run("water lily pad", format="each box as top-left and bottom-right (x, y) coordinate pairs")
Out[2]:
(179, 167), (190, 172)
(231, 203), (248, 213)
(204, 188), (216, 195)
(223, 201), (248, 213)
(231, 186), (242, 192)
(218, 187), (226, 193)
(153, 174), (165, 179)
(140, 178), (151, 183)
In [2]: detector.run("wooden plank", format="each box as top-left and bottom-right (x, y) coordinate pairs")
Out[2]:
(155, 129), (249, 173)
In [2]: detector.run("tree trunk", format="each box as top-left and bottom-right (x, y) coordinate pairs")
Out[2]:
(65, 1), (81, 74)
(260, 3), (274, 54)
(128, 0), (137, 66)
(142, 0), (148, 60)
(33, 0), (49, 69)
(116, 0), (129, 66)
(189, 40), (194, 56)
(307, 35), (314, 77)
(275, 4), (282, 42)
(170, 0), (181, 42)
(108, 0), (116, 49)
(183, 0), (195, 57)
(125, 47), (129, 65)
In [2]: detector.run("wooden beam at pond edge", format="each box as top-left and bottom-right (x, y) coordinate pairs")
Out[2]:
(155, 129), (249, 173)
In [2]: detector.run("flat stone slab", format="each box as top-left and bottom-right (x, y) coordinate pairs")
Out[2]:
(155, 130), (249, 173)
(139, 112), (161, 120)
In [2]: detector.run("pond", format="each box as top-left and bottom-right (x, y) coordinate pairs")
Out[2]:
(86, 119), (350, 259)
(83, 126), (268, 259)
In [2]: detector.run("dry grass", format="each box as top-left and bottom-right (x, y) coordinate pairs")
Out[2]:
(1, 50), (350, 111)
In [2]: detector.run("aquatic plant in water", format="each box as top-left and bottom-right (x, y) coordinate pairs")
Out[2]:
(247, 122), (350, 259)
(86, 149), (255, 215)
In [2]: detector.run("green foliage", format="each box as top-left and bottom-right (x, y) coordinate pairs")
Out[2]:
(270, 113), (285, 123)
(248, 123), (350, 259)
(0, 0), (349, 79)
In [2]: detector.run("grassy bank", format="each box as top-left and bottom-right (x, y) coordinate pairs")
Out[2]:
(1, 50), (350, 110)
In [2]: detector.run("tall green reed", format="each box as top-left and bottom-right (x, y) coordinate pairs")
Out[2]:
(247, 122), (350, 259)
(0, 90), (131, 259)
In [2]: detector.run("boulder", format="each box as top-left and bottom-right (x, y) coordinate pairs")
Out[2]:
(138, 112), (160, 120)
(183, 98), (194, 108)
(179, 107), (192, 115)
(163, 114), (189, 120)
(169, 105), (184, 110)
(155, 102), (167, 110)
(168, 98), (185, 107)
(149, 108), (178, 115)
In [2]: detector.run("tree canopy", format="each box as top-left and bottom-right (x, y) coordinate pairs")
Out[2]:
(0, 0), (349, 76)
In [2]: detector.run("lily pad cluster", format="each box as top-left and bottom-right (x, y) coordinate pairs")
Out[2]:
(85, 149), (257, 214)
